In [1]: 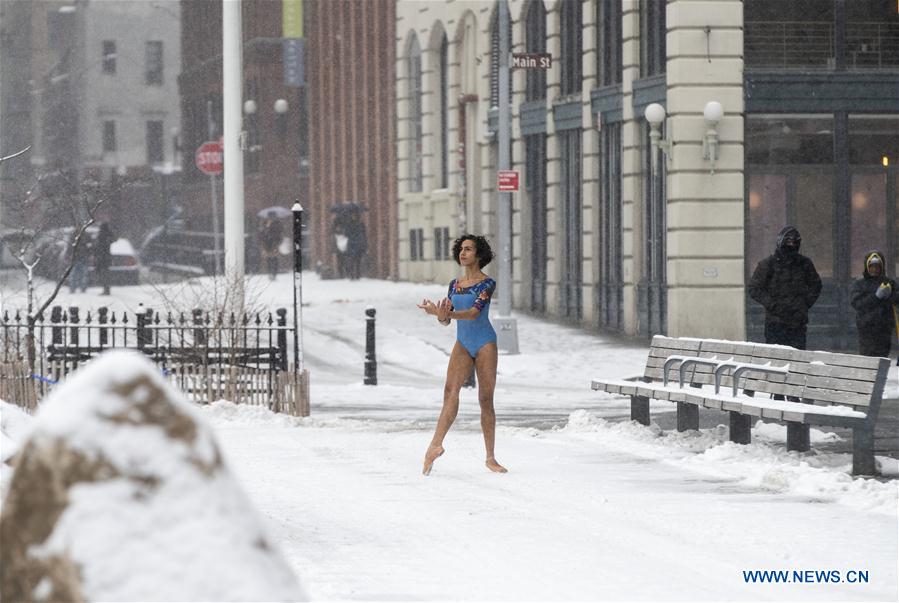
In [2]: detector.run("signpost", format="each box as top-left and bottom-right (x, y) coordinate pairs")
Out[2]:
(196, 133), (223, 275)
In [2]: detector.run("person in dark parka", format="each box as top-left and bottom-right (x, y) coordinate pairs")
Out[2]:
(748, 226), (822, 350)
(93, 222), (115, 295)
(850, 250), (899, 357)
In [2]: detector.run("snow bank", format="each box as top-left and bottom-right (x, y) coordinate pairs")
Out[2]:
(557, 410), (898, 515)
(0, 351), (306, 602)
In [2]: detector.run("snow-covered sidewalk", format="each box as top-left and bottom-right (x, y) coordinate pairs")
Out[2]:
(2, 271), (898, 601)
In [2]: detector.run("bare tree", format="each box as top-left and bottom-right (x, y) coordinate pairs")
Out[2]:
(3, 162), (106, 368)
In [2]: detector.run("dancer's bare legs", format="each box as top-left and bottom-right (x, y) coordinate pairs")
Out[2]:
(423, 341), (473, 475)
(475, 343), (506, 473)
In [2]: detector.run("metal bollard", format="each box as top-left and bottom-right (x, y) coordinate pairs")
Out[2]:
(463, 367), (476, 389)
(364, 306), (377, 385)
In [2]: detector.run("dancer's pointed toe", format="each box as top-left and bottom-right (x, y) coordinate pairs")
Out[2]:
(423, 445), (445, 476)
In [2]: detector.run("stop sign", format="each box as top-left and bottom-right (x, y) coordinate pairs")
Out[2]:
(195, 140), (223, 175)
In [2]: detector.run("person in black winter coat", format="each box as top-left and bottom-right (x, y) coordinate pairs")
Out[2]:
(748, 226), (822, 350)
(93, 222), (115, 295)
(850, 250), (899, 357)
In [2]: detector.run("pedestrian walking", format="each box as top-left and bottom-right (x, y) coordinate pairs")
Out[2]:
(258, 218), (282, 280)
(748, 225), (822, 350)
(331, 214), (349, 278)
(417, 234), (507, 476)
(850, 250), (899, 357)
(93, 222), (115, 295)
(67, 230), (90, 293)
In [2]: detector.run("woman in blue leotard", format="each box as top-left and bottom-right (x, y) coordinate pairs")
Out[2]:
(417, 234), (508, 475)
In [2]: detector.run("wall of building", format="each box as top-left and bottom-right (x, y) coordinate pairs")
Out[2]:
(307, 0), (397, 279)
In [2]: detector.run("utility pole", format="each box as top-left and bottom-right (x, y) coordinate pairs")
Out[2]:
(206, 100), (222, 276)
(495, 0), (519, 354)
(223, 0), (246, 304)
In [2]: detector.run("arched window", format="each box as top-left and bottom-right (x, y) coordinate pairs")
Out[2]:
(407, 35), (423, 192)
(438, 31), (449, 188)
(525, 0), (546, 101)
(560, 0), (583, 96)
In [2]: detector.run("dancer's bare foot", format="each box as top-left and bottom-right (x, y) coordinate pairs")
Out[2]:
(486, 457), (508, 473)
(423, 445), (445, 476)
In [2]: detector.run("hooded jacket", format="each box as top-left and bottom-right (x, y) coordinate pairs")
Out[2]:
(748, 226), (823, 328)
(850, 250), (899, 333)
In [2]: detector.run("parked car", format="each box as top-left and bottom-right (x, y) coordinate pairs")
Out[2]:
(31, 226), (141, 286)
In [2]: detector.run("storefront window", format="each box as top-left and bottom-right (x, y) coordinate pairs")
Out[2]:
(746, 116), (835, 277)
(849, 116), (899, 272)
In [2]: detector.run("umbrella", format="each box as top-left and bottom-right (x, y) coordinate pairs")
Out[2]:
(329, 201), (366, 214)
(257, 206), (292, 219)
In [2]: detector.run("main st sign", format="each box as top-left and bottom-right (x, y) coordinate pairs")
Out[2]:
(511, 53), (552, 69)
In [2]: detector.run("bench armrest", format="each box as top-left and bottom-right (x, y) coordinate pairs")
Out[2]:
(662, 355), (733, 387)
(718, 362), (790, 397)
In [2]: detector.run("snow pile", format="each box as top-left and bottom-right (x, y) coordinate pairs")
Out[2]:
(0, 352), (306, 602)
(558, 410), (898, 515)
(0, 401), (34, 508)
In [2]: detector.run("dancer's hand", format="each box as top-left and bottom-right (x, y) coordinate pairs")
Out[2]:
(436, 298), (451, 322)
(417, 299), (437, 315)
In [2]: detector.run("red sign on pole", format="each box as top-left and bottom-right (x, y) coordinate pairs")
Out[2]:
(497, 170), (519, 192)
(195, 140), (223, 175)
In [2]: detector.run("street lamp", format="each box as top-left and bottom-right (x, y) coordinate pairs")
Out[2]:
(274, 98), (289, 137)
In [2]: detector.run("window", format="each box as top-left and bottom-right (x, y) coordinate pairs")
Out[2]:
(560, 0), (583, 96)
(597, 0), (622, 86)
(744, 0), (899, 70)
(102, 121), (116, 153)
(640, 0), (666, 77)
(407, 35), (423, 192)
(146, 120), (164, 164)
(434, 227), (451, 260)
(145, 40), (163, 85)
(525, 0), (547, 101)
(598, 123), (623, 329)
(102, 40), (116, 74)
(410, 228), (425, 261)
(438, 32), (450, 189)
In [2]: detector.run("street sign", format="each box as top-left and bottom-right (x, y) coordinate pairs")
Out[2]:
(511, 53), (552, 69)
(497, 170), (519, 192)
(195, 140), (223, 175)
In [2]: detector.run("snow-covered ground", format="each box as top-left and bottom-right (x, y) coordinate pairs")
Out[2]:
(2, 269), (898, 601)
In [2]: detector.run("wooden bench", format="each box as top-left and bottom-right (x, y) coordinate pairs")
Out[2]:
(591, 335), (891, 475)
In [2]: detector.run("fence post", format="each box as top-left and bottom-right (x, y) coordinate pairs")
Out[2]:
(98, 306), (109, 347)
(364, 306), (377, 385)
(192, 308), (206, 346)
(51, 306), (63, 345)
(68, 306), (80, 348)
(136, 305), (152, 351)
(276, 308), (288, 372)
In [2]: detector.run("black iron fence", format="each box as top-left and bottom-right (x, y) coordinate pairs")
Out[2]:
(0, 305), (296, 402)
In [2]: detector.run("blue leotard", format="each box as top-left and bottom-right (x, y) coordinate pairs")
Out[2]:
(447, 277), (497, 357)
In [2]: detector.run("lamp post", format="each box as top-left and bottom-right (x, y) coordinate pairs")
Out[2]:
(291, 200), (304, 373)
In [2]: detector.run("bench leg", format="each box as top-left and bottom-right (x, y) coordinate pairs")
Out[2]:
(852, 427), (875, 476)
(729, 412), (752, 445)
(630, 395), (650, 426)
(676, 402), (699, 432)
(786, 423), (810, 452)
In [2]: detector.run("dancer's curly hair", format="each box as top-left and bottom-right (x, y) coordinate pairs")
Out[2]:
(451, 234), (494, 268)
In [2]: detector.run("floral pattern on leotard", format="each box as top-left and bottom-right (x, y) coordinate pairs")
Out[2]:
(448, 278), (496, 312)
